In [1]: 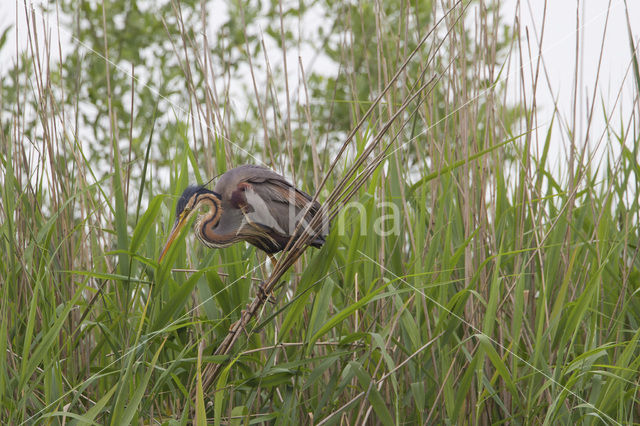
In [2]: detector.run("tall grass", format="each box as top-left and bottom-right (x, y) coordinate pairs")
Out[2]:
(1, 0), (639, 424)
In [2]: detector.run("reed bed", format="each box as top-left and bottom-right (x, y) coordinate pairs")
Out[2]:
(1, 0), (639, 424)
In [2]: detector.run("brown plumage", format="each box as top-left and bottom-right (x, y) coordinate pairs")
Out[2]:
(159, 165), (326, 261)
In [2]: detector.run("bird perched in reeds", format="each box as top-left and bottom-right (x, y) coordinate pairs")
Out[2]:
(159, 164), (326, 263)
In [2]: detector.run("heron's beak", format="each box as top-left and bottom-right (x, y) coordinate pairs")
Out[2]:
(159, 213), (188, 262)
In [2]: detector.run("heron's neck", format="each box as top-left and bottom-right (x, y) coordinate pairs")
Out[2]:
(194, 192), (234, 248)
(195, 193), (222, 229)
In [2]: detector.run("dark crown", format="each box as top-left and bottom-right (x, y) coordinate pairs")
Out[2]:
(175, 185), (220, 216)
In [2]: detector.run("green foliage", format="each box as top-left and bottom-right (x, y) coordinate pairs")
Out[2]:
(2, 0), (640, 424)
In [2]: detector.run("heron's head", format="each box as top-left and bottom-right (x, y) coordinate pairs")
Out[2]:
(159, 185), (222, 261)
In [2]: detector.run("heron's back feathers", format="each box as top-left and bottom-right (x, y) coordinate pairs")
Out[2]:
(211, 165), (328, 253)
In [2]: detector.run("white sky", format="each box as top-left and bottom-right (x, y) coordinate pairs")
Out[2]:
(2, 1), (639, 173)
(501, 0), (640, 171)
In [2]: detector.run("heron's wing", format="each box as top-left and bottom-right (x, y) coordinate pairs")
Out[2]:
(213, 165), (327, 248)
(243, 177), (326, 246)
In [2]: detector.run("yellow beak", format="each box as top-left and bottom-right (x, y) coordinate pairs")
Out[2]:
(159, 213), (188, 262)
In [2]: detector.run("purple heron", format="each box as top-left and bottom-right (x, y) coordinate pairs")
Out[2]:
(159, 164), (326, 262)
